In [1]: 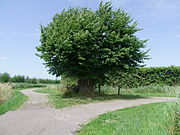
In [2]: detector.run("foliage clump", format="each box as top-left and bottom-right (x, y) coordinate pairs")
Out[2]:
(109, 66), (180, 89)
(36, 2), (148, 93)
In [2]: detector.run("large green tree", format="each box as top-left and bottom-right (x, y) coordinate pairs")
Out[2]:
(36, 2), (148, 93)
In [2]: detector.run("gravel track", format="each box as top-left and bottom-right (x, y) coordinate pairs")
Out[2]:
(0, 88), (178, 135)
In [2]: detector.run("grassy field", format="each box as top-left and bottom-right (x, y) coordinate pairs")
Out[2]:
(0, 84), (28, 114)
(12, 83), (46, 89)
(34, 85), (179, 108)
(102, 85), (180, 97)
(78, 101), (180, 135)
(34, 88), (143, 108)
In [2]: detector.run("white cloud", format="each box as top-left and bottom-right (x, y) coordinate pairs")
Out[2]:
(66, 0), (84, 5)
(144, 0), (180, 18)
(0, 56), (7, 60)
(176, 26), (180, 29)
(175, 34), (180, 38)
(0, 30), (40, 37)
(0, 31), (4, 34)
(102, 0), (131, 6)
(103, 0), (180, 21)
(24, 33), (40, 37)
(11, 32), (40, 37)
(11, 32), (22, 36)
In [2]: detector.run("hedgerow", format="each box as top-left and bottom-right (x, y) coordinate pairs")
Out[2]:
(112, 66), (180, 88)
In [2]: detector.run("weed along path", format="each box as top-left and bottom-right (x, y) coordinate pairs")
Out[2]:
(0, 88), (178, 135)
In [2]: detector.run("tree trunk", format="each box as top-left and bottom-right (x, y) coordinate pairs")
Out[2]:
(118, 86), (120, 95)
(78, 79), (95, 94)
(98, 84), (101, 94)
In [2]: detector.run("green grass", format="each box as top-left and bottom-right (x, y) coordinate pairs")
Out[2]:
(78, 101), (180, 135)
(102, 85), (180, 97)
(34, 88), (144, 108)
(13, 83), (46, 89)
(0, 89), (28, 114)
(34, 85), (180, 108)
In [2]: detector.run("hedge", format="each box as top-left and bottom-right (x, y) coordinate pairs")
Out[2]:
(114, 66), (180, 88)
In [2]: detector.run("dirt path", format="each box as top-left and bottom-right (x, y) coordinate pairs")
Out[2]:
(0, 88), (178, 135)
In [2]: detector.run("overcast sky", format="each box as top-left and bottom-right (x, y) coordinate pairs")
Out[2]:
(0, 0), (180, 79)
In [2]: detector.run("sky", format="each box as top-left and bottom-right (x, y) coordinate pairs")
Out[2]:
(0, 0), (180, 79)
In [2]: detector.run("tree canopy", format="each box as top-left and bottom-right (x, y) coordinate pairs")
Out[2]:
(0, 73), (10, 83)
(36, 2), (149, 93)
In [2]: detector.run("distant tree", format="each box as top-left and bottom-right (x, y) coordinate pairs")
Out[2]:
(25, 77), (38, 84)
(0, 73), (11, 83)
(11, 75), (25, 83)
(30, 78), (38, 84)
(25, 76), (30, 83)
(36, 2), (149, 94)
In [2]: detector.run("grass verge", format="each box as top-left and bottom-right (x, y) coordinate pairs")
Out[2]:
(13, 83), (47, 89)
(0, 90), (28, 114)
(34, 89), (144, 108)
(123, 85), (180, 97)
(101, 85), (180, 97)
(78, 101), (180, 135)
(34, 85), (179, 108)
